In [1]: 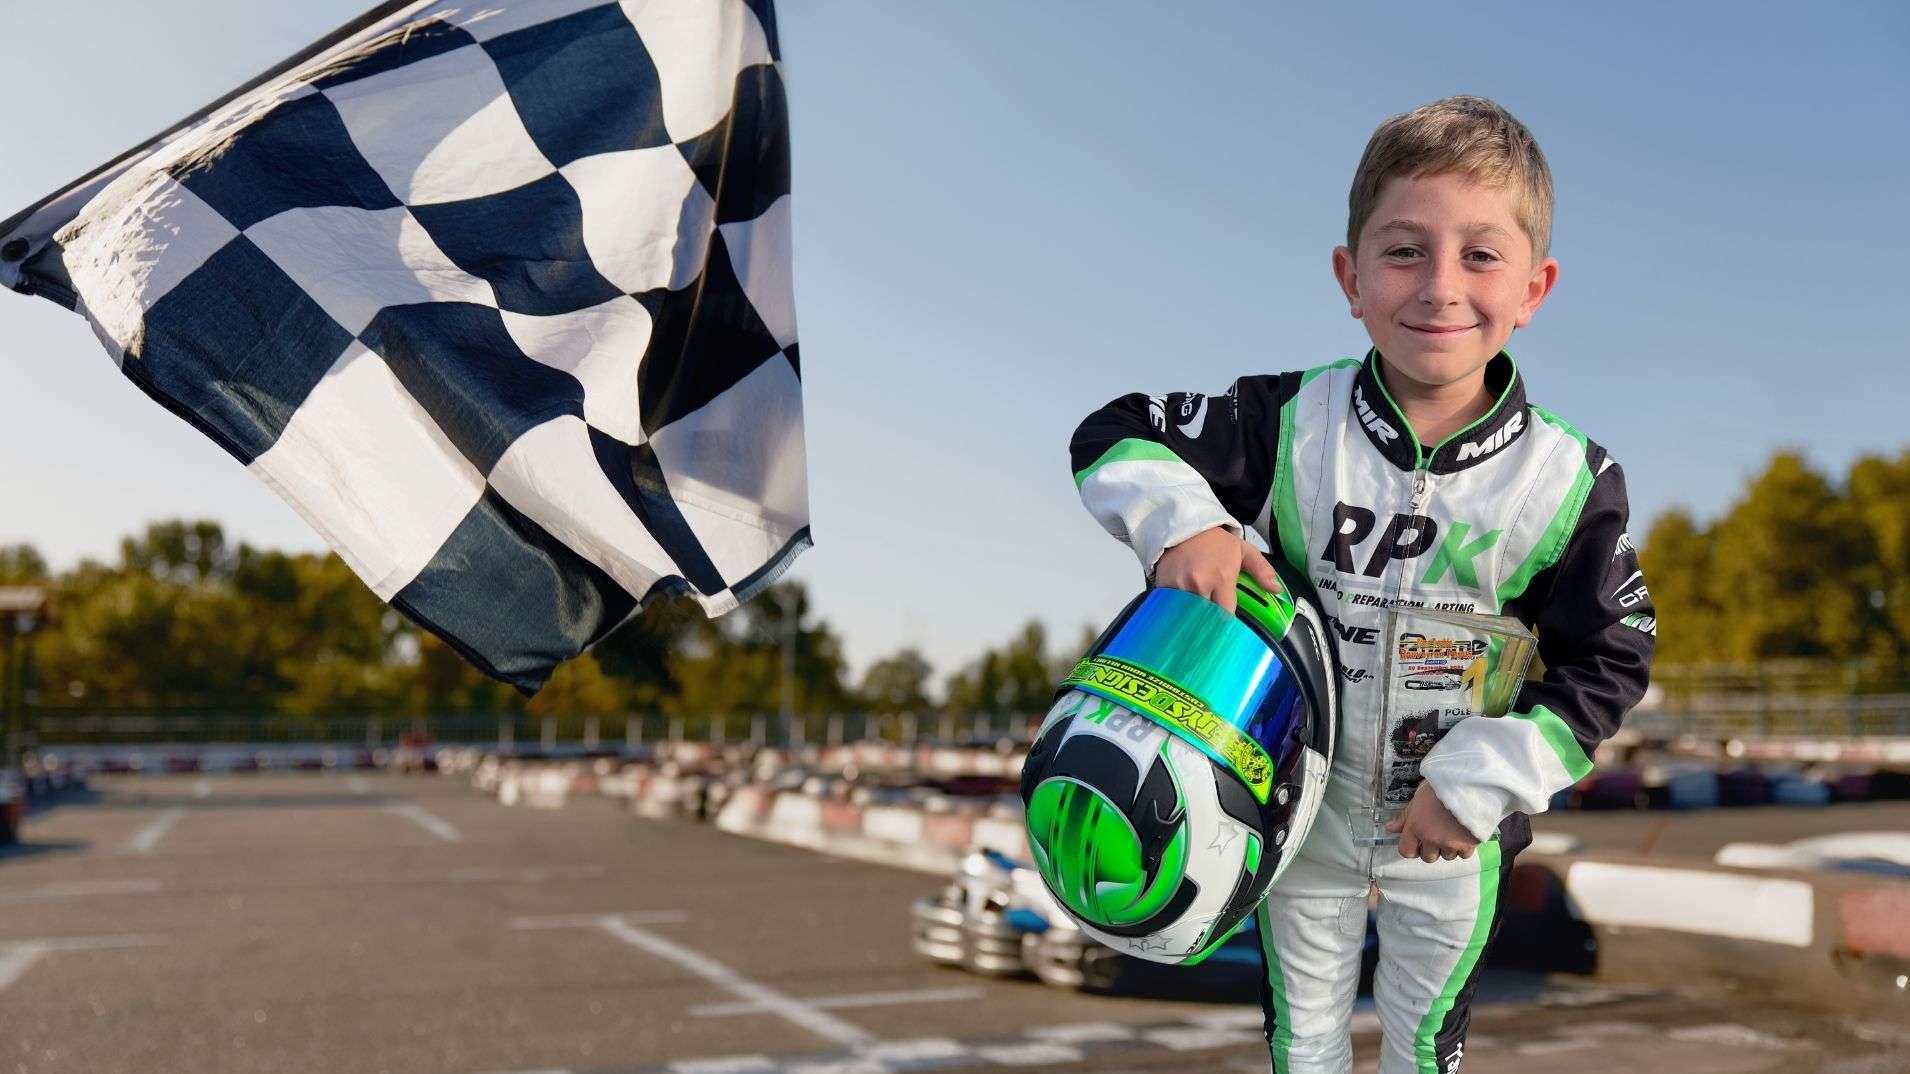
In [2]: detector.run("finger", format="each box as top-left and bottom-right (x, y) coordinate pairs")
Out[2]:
(1153, 561), (1194, 592)
(1383, 815), (1404, 834)
(1396, 830), (1419, 860)
(1211, 577), (1237, 614)
(1420, 844), (1440, 864)
(1457, 843), (1475, 860)
(1241, 544), (1283, 594)
(1439, 848), (1459, 862)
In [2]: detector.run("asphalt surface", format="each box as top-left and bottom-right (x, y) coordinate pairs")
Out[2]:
(2, 773), (1905, 1074)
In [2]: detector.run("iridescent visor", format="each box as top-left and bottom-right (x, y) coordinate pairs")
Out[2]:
(1059, 587), (1308, 804)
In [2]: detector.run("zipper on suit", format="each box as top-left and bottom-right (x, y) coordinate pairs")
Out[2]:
(1366, 461), (1432, 851)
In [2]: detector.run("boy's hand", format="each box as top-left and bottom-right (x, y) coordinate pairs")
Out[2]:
(1155, 527), (1281, 614)
(1386, 781), (1479, 863)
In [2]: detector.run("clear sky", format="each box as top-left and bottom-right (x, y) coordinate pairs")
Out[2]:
(1, 2), (1905, 687)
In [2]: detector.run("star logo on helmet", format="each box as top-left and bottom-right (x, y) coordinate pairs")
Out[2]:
(1207, 824), (1242, 854)
(1136, 933), (1176, 954)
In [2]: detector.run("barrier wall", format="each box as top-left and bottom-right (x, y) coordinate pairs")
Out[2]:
(457, 749), (1909, 1014)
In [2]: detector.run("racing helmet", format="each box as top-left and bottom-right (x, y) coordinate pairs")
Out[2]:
(1019, 571), (1336, 965)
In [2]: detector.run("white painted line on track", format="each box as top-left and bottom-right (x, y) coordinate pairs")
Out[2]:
(690, 985), (982, 1017)
(1143, 1026), (1261, 1052)
(128, 807), (185, 852)
(386, 802), (461, 842)
(783, 1060), (888, 1074)
(345, 776), (370, 794)
(1024, 1022), (1136, 1044)
(668, 1057), (778, 1074)
(970, 1042), (1085, 1066)
(1667, 1024), (1801, 1049)
(0, 871), (602, 903)
(0, 944), (47, 990)
(1178, 1006), (1265, 1030)
(854, 1039), (967, 1062)
(192, 778), (211, 798)
(510, 910), (687, 930)
(594, 915), (878, 1048)
(31, 934), (172, 953)
(0, 934), (171, 991)
(0, 879), (165, 904)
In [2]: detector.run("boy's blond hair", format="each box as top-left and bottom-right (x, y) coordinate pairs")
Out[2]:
(1346, 95), (1554, 260)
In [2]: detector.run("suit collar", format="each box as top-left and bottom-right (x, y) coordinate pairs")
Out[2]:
(1351, 350), (1528, 474)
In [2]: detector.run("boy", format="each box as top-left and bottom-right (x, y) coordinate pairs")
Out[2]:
(1068, 96), (1654, 1073)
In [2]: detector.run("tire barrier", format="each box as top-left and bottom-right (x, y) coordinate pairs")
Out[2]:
(713, 786), (1012, 876)
(0, 757), (91, 845)
(440, 745), (1910, 1013)
(1516, 852), (1910, 1015)
(0, 770), (21, 846)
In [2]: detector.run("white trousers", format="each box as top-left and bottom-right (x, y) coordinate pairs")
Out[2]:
(1254, 778), (1519, 1074)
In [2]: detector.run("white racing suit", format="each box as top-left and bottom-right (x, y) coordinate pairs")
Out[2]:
(1071, 351), (1654, 1073)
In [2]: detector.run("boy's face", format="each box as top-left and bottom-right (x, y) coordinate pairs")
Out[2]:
(1332, 172), (1558, 393)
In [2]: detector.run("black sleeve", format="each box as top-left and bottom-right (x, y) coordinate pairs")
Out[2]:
(1068, 373), (1297, 531)
(1421, 450), (1656, 839)
(1509, 453), (1657, 765)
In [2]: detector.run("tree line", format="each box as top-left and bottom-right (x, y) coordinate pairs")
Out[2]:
(1, 447), (1905, 722)
(1641, 450), (1910, 689)
(0, 520), (1091, 722)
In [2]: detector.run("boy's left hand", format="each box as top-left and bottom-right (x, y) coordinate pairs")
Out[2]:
(1386, 781), (1478, 862)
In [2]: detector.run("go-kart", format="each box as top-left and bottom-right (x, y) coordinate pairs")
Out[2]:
(910, 848), (1375, 994)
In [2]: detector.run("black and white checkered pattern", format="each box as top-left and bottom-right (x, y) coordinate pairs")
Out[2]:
(0, 0), (806, 691)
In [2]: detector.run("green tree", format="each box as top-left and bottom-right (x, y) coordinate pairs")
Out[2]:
(0, 544), (48, 584)
(664, 582), (852, 719)
(1703, 452), (1879, 661)
(1845, 450), (1910, 661)
(943, 621), (1056, 716)
(1638, 509), (1715, 665)
(526, 652), (625, 720)
(859, 647), (933, 712)
(591, 594), (703, 709)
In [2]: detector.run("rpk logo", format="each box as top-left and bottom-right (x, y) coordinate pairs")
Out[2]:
(1322, 502), (1502, 588)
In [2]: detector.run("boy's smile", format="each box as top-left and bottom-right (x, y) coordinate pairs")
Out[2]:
(1332, 172), (1557, 396)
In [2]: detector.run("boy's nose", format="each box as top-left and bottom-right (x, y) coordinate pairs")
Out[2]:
(1418, 260), (1464, 308)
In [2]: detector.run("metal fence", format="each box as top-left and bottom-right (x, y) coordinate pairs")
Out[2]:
(14, 660), (1910, 752)
(1629, 694), (1910, 739)
(21, 710), (1040, 753)
(1635, 659), (1910, 739)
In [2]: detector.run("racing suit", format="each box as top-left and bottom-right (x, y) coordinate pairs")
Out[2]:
(1070, 351), (1654, 1074)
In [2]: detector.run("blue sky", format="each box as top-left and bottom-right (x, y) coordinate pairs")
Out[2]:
(1, 2), (1905, 684)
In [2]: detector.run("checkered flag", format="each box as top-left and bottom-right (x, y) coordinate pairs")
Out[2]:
(0, 0), (807, 692)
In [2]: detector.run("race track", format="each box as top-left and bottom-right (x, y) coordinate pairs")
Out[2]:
(2, 774), (1904, 1074)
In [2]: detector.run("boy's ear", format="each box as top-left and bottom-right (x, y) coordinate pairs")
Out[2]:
(1331, 246), (1361, 317)
(1516, 256), (1560, 327)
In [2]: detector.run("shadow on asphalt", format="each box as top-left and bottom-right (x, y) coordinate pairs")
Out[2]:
(17, 787), (105, 816)
(0, 839), (90, 861)
(1084, 963), (1268, 1004)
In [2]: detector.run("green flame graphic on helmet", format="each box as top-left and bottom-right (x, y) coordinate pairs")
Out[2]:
(1024, 768), (1189, 930)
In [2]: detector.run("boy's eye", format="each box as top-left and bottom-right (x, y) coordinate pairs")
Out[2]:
(1466, 249), (1502, 263)
(1385, 246), (1421, 260)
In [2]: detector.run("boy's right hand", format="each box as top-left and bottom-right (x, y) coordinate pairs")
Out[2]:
(1155, 527), (1282, 614)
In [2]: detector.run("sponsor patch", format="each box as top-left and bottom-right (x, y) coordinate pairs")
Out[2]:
(1062, 655), (1273, 803)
